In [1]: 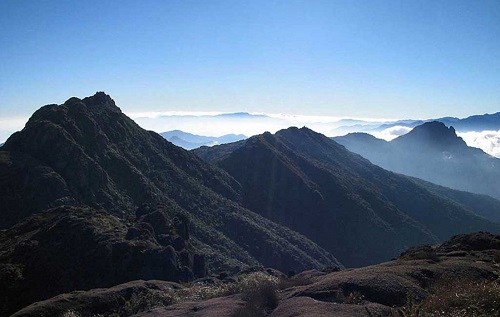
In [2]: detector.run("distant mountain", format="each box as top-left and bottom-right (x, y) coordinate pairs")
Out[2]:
(195, 127), (500, 267)
(0, 93), (339, 316)
(333, 112), (500, 135)
(334, 121), (500, 200)
(335, 112), (500, 135)
(160, 130), (246, 150)
(215, 112), (269, 119)
(438, 112), (500, 131)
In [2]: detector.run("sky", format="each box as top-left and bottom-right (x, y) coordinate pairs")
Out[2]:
(1, 0), (500, 142)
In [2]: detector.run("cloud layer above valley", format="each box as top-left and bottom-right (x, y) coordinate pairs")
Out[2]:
(1, 111), (499, 159)
(458, 130), (500, 158)
(128, 111), (388, 139)
(372, 126), (413, 141)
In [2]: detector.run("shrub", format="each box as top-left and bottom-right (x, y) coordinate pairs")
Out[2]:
(60, 311), (81, 317)
(227, 271), (279, 295)
(122, 290), (178, 315)
(105, 289), (179, 316)
(232, 275), (279, 317)
(113, 272), (281, 317)
(175, 271), (280, 303)
(394, 279), (500, 317)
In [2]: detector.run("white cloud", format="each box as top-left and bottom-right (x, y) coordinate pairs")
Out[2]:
(131, 113), (287, 137)
(458, 130), (500, 158)
(0, 116), (29, 143)
(371, 126), (412, 141)
(126, 110), (393, 138)
(5, 111), (498, 158)
(127, 110), (224, 118)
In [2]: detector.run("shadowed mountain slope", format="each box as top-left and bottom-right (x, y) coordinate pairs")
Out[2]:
(0, 93), (340, 282)
(334, 121), (500, 200)
(195, 127), (500, 267)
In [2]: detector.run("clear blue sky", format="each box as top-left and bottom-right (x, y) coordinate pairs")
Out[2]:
(1, 0), (499, 120)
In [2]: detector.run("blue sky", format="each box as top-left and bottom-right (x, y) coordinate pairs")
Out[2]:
(1, 0), (499, 124)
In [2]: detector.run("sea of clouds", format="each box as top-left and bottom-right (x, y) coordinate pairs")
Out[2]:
(1, 112), (499, 159)
(458, 130), (500, 158)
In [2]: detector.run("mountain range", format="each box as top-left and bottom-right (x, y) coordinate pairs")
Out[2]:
(160, 130), (246, 150)
(335, 111), (500, 134)
(0, 93), (338, 315)
(2, 92), (500, 316)
(131, 111), (500, 157)
(195, 126), (500, 267)
(334, 121), (500, 200)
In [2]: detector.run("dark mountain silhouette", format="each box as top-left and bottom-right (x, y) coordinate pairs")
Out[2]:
(334, 121), (500, 200)
(0, 93), (340, 316)
(160, 130), (246, 150)
(195, 127), (500, 267)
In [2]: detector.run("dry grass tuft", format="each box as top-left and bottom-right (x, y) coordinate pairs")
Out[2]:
(394, 279), (500, 317)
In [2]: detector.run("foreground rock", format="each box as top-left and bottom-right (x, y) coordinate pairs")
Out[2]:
(0, 205), (201, 316)
(14, 232), (500, 317)
(132, 296), (245, 317)
(11, 280), (183, 317)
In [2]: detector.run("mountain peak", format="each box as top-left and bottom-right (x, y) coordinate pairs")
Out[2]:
(59, 92), (118, 113)
(393, 121), (466, 149)
(414, 121), (455, 134)
(82, 91), (115, 106)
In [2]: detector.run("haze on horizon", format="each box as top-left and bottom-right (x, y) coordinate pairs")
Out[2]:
(1, 1), (499, 151)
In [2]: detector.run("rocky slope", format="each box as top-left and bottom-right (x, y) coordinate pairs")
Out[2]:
(0, 205), (200, 316)
(334, 121), (500, 199)
(195, 127), (500, 267)
(12, 232), (500, 317)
